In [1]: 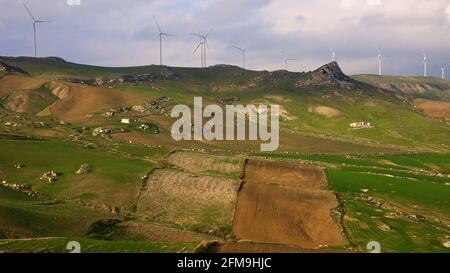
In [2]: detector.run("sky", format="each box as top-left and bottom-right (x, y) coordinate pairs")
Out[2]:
(1, 0), (450, 76)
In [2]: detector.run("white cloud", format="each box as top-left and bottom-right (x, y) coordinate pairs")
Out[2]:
(0, 0), (449, 76)
(447, 5), (450, 22)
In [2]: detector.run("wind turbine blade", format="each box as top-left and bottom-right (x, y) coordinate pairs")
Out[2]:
(153, 15), (162, 33)
(193, 43), (201, 54)
(190, 33), (202, 38)
(23, 3), (36, 21)
(35, 20), (50, 23)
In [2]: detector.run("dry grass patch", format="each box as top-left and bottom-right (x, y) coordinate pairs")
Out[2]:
(308, 106), (342, 118)
(114, 222), (216, 243)
(168, 152), (243, 177)
(137, 169), (239, 232)
(415, 99), (450, 119)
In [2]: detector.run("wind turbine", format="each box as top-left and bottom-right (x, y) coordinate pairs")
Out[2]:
(23, 3), (49, 57)
(232, 46), (246, 69)
(285, 58), (295, 71)
(191, 33), (209, 68)
(422, 51), (427, 77)
(193, 39), (205, 68)
(442, 64), (450, 80)
(329, 47), (336, 62)
(153, 16), (172, 66)
(377, 49), (382, 76)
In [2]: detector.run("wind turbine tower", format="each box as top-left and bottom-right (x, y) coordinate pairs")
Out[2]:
(153, 16), (172, 66)
(232, 46), (246, 69)
(423, 51), (428, 77)
(378, 49), (382, 76)
(191, 33), (209, 68)
(329, 47), (336, 62)
(23, 3), (49, 57)
(285, 58), (295, 71)
(193, 40), (205, 68)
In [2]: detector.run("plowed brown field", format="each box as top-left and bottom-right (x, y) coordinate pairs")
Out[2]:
(232, 159), (345, 250)
(243, 159), (325, 189)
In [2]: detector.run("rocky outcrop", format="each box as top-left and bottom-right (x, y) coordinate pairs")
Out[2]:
(65, 68), (181, 88)
(295, 62), (356, 89)
(0, 61), (29, 75)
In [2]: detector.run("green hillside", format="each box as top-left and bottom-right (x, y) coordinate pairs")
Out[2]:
(0, 56), (449, 253)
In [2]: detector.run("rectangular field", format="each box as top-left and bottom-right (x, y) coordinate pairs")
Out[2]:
(233, 160), (345, 249)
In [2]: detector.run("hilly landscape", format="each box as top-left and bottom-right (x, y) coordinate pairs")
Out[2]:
(0, 56), (449, 253)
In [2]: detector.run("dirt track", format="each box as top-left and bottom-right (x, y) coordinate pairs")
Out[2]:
(231, 159), (345, 250)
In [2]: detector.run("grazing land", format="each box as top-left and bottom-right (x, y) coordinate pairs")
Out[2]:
(0, 56), (449, 253)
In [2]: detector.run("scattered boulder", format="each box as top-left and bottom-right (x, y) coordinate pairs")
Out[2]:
(1, 180), (42, 197)
(139, 122), (160, 134)
(409, 214), (426, 223)
(40, 171), (58, 183)
(443, 240), (450, 248)
(92, 127), (113, 139)
(378, 223), (393, 232)
(131, 97), (171, 116)
(76, 164), (91, 175)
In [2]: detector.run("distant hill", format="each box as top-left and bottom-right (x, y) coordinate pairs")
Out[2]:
(0, 56), (393, 97)
(353, 74), (450, 102)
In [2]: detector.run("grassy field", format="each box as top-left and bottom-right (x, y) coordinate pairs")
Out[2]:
(0, 237), (196, 253)
(340, 197), (449, 253)
(0, 186), (110, 238)
(0, 139), (156, 208)
(327, 168), (450, 216)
